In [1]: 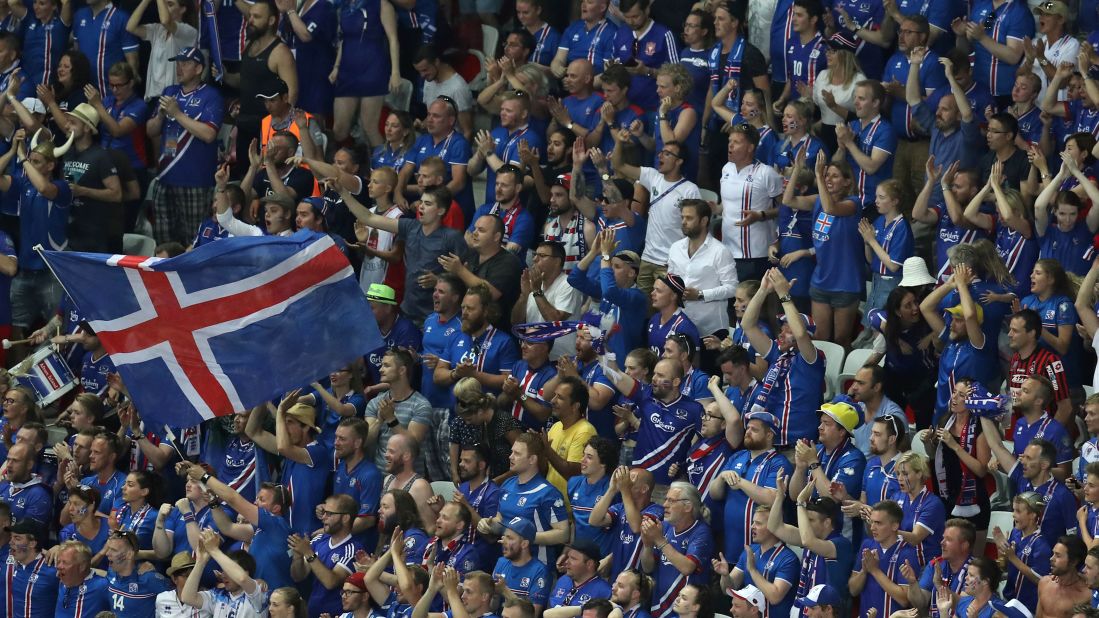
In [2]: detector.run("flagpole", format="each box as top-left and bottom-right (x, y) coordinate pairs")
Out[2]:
(32, 244), (81, 312)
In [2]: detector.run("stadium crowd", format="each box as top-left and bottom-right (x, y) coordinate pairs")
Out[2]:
(8, 0), (1099, 616)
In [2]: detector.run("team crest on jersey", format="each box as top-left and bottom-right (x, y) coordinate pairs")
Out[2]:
(28, 573), (37, 583)
(445, 327), (456, 336)
(645, 42), (656, 56)
(520, 577), (530, 587)
(517, 497), (527, 506)
(675, 408), (688, 420)
(537, 577), (545, 588)
(554, 498), (564, 507)
(129, 583), (139, 592)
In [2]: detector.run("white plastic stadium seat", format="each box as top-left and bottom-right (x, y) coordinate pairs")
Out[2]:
(482, 24), (500, 58)
(987, 511), (1014, 539)
(123, 233), (155, 257)
(468, 50), (490, 91)
(431, 480), (456, 502)
(385, 78), (414, 113)
(842, 348), (878, 375)
(811, 340), (845, 401)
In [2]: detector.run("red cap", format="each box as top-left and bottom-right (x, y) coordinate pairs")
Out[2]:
(346, 572), (367, 591)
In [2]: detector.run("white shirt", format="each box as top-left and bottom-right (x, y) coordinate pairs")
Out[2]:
(359, 203), (403, 292)
(423, 73), (475, 112)
(813, 70), (867, 125)
(525, 271), (584, 360)
(638, 167), (699, 265)
(719, 160), (782, 260)
(747, 0), (778, 61)
(667, 234), (739, 336)
(1035, 33), (1079, 101)
(155, 590), (212, 618)
(137, 22), (198, 99)
(198, 581), (269, 618)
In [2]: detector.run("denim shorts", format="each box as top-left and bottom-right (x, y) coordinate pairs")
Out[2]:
(12, 269), (62, 329)
(809, 285), (860, 309)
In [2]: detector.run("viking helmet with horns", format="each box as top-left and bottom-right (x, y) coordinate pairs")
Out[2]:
(29, 128), (75, 161)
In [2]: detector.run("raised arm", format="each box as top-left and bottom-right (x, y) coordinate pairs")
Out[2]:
(979, 415), (1017, 472)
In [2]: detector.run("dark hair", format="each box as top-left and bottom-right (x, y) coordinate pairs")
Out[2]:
(679, 198), (712, 223)
(1060, 535), (1088, 567)
(337, 417), (369, 444)
(601, 64), (632, 90)
(69, 484), (101, 509)
(945, 518), (976, 547)
(619, 0), (651, 11)
(625, 347), (658, 381)
(883, 286), (927, 350)
(717, 346), (751, 369)
(437, 272), (467, 299)
(970, 556), (1001, 590)
(989, 112), (1019, 139)
(586, 435), (620, 470)
(508, 29), (536, 53)
(54, 50), (91, 98)
(423, 185), (453, 213)
(793, 0), (823, 20)
(504, 599), (536, 618)
(1027, 374), (1054, 408)
(413, 44), (442, 65)
(537, 240), (566, 263)
(127, 469), (159, 506)
(384, 488), (425, 534)
(230, 549), (257, 577)
(1068, 132), (1098, 165)
(1033, 258), (1072, 297)
(728, 120), (760, 147)
(260, 482), (289, 510)
(0, 32), (19, 55)
(460, 443), (493, 467)
(556, 375), (590, 414)
(496, 163), (524, 185)
(686, 9), (715, 48)
(384, 347), (417, 375)
(688, 584), (715, 618)
(624, 569), (653, 606)
(1011, 309), (1042, 337)
(19, 421), (47, 447)
(855, 79), (886, 105)
(580, 599), (615, 618)
(873, 414), (910, 452)
(92, 431), (121, 455)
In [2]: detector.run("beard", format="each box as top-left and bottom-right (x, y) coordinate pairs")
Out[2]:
(743, 432), (766, 451)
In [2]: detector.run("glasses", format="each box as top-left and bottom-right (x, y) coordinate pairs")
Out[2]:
(436, 95), (458, 115)
(532, 252), (555, 260)
(704, 413), (724, 421)
(2, 398), (16, 404)
(108, 81), (131, 90)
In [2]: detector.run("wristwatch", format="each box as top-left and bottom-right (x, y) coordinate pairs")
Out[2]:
(698, 290), (705, 301)
(778, 294), (792, 304)
(807, 462), (821, 471)
(305, 554), (318, 563)
(387, 418), (400, 428)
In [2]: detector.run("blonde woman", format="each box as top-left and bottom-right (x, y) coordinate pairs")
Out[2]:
(449, 377), (521, 483)
(652, 63), (700, 180)
(811, 43), (865, 152)
(963, 161), (1038, 297)
(893, 450), (946, 566)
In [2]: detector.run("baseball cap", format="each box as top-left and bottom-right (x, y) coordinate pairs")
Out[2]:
(257, 78), (290, 99)
(779, 312), (817, 336)
(1033, 0), (1068, 17)
(945, 302), (984, 324)
(744, 411), (779, 435)
(731, 585), (765, 611)
(9, 520), (42, 541)
(285, 402), (317, 430)
(614, 249), (641, 271)
(819, 396), (861, 433)
(568, 539), (602, 563)
(867, 308), (886, 333)
(795, 584), (842, 609)
(609, 178), (635, 201)
(345, 572), (368, 591)
(827, 32), (858, 52)
(301, 196), (326, 218)
(166, 551), (196, 576)
(553, 173), (571, 189)
(261, 193), (296, 210)
(502, 516), (537, 543)
(20, 98), (45, 114)
(170, 46), (206, 66)
(367, 283), (398, 305)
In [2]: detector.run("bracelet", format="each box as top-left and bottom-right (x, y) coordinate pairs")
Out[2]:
(201, 472), (212, 484)
(532, 291), (545, 298)
(182, 512), (195, 523)
(656, 542), (669, 552)
(796, 501), (808, 508)
(778, 294), (792, 304)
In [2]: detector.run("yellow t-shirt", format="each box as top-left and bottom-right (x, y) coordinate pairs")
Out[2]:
(546, 418), (598, 499)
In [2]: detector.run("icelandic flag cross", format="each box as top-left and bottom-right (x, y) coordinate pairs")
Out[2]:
(39, 231), (383, 428)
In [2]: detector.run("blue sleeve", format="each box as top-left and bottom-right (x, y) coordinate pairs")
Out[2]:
(481, 486), (501, 518)
(121, 22), (140, 51)
(918, 561), (936, 591)
(306, 441), (329, 469)
(123, 98), (149, 123)
(873, 122), (897, 154)
(201, 89), (225, 127)
(1032, 542), (1052, 575)
(567, 263), (602, 298)
(498, 337), (520, 373)
(529, 564), (550, 605)
(1054, 426), (1075, 465)
(468, 204), (488, 232)
(595, 25), (618, 72)
(687, 527), (713, 568)
(133, 513), (156, 549)
(613, 28), (630, 62)
(912, 101), (933, 132)
(916, 495), (945, 532)
(1008, 3), (1035, 39)
(511, 212), (536, 250)
(835, 453), (865, 496)
(919, 59), (947, 91)
(599, 263), (631, 305)
(927, 0), (955, 31)
(446, 138), (472, 167)
(360, 472), (382, 516)
(15, 75), (33, 101)
(22, 488), (51, 524)
(1055, 299), (1078, 326)
(775, 551), (800, 584)
(889, 222), (914, 263)
(735, 551), (748, 572)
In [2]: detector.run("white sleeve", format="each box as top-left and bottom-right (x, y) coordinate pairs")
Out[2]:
(216, 208), (263, 237)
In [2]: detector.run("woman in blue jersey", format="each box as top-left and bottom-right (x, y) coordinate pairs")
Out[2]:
(775, 150), (817, 314)
(870, 287), (936, 425)
(1034, 154), (1099, 277)
(807, 151), (863, 349)
(710, 87), (777, 166)
(85, 63), (148, 181)
(892, 451), (945, 566)
(330, 0), (401, 150)
(112, 470), (158, 550)
(1020, 258), (1077, 358)
(373, 112), (415, 171)
(773, 100), (825, 174)
(859, 180), (913, 323)
(649, 63), (700, 182)
(56, 485), (110, 568)
(1076, 462), (1099, 548)
(963, 161), (1038, 298)
(679, 9), (714, 118)
(151, 476), (220, 586)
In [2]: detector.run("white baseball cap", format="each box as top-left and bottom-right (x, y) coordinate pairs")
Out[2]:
(731, 585), (765, 612)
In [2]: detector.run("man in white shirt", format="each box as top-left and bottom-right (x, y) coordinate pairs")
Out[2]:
(718, 124), (783, 283)
(513, 240), (584, 360)
(181, 529), (269, 618)
(156, 552), (203, 618)
(667, 199), (738, 338)
(610, 134), (700, 293)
